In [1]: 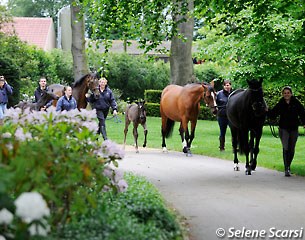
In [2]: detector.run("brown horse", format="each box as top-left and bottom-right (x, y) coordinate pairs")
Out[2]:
(160, 81), (217, 156)
(48, 73), (100, 109)
(123, 100), (147, 153)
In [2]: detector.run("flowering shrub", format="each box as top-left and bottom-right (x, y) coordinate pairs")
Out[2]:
(0, 107), (127, 237)
(0, 192), (50, 239)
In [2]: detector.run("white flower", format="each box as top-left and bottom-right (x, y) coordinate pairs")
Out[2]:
(28, 220), (50, 236)
(117, 179), (128, 192)
(0, 208), (14, 225)
(15, 127), (32, 142)
(2, 132), (12, 138)
(14, 192), (50, 223)
(113, 169), (124, 183)
(0, 235), (6, 240)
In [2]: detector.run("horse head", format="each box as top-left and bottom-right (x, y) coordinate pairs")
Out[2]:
(35, 90), (59, 110)
(202, 80), (217, 115)
(136, 100), (146, 124)
(86, 73), (100, 99)
(247, 79), (267, 117)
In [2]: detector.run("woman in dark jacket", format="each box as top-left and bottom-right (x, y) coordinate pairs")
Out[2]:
(87, 77), (117, 140)
(56, 86), (77, 112)
(0, 75), (13, 123)
(216, 79), (232, 151)
(268, 86), (305, 177)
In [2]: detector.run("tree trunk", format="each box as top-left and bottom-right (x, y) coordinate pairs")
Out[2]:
(71, 4), (88, 81)
(170, 0), (194, 85)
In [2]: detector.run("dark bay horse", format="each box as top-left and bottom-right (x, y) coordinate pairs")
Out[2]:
(123, 101), (147, 153)
(160, 81), (217, 156)
(226, 79), (267, 175)
(48, 73), (100, 109)
(15, 90), (59, 111)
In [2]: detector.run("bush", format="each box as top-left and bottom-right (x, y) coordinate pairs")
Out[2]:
(144, 89), (162, 103)
(1, 107), (126, 236)
(87, 51), (170, 101)
(146, 103), (160, 117)
(57, 174), (184, 240)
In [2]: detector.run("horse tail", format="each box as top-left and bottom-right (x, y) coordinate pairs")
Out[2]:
(237, 130), (246, 155)
(164, 118), (175, 138)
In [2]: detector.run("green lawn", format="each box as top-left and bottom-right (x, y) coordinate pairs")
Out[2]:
(106, 115), (305, 176)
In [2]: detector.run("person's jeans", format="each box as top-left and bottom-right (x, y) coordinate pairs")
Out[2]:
(217, 116), (230, 137)
(279, 128), (298, 152)
(0, 103), (7, 119)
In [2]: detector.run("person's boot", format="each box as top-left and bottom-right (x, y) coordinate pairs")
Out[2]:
(219, 136), (225, 151)
(101, 126), (108, 140)
(283, 149), (290, 177)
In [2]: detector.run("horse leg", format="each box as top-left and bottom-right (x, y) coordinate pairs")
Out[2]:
(244, 134), (251, 175)
(188, 120), (197, 148)
(161, 116), (168, 153)
(231, 127), (239, 171)
(179, 124), (187, 154)
(245, 153), (251, 175)
(250, 129), (262, 171)
(181, 119), (192, 156)
(133, 122), (139, 153)
(142, 123), (148, 148)
(123, 119), (130, 150)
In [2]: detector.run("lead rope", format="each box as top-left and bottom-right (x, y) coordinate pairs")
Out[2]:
(267, 117), (279, 138)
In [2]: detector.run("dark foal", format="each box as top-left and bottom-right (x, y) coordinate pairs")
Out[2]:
(123, 101), (147, 153)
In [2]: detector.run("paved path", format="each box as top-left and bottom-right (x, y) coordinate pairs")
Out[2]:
(119, 146), (305, 240)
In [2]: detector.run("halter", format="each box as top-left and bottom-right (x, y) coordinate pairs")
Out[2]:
(202, 84), (217, 109)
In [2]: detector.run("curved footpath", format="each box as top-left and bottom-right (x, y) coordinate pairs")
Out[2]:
(119, 146), (305, 240)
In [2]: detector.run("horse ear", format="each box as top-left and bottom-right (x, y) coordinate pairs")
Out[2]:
(210, 80), (215, 88)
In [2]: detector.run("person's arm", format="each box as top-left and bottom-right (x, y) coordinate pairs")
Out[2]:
(5, 82), (13, 95)
(297, 100), (305, 128)
(109, 90), (118, 114)
(55, 98), (63, 111)
(267, 101), (280, 119)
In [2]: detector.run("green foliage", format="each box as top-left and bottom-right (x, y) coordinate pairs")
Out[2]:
(87, 52), (170, 100)
(0, 108), (124, 234)
(57, 174), (184, 240)
(195, 1), (305, 88)
(145, 103), (161, 117)
(144, 89), (162, 103)
(0, 34), (73, 102)
(83, 0), (189, 53)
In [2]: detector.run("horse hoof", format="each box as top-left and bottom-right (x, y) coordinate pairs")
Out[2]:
(234, 164), (240, 171)
(162, 147), (168, 153)
(186, 152), (192, 157)
(245, 170), (252, 175)
(182, 147), (188, 153)
(136, 150), (139, 154)
(143, 144), (146, 148)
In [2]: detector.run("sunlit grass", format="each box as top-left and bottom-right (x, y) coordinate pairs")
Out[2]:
(106, 115), (305, 177)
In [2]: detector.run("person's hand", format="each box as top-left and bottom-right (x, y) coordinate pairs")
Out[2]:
(113, 110), (118, 116)
(85, 93), (91, 98)
(40, 106), (46, 111)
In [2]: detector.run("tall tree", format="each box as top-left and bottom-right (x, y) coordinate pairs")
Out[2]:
(71, 4), (88, 80)
(84, 0), (193, 85)
(170, 0), (194, 85)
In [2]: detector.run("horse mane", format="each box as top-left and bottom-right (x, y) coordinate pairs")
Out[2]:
(72, 73), (97, 88)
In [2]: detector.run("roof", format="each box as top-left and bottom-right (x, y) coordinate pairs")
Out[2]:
(2, 17), (56, 51)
